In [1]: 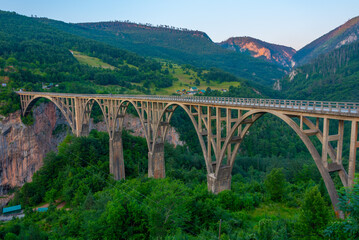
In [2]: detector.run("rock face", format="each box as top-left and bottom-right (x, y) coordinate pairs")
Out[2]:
(218, 36), (296, 68)
(0, 103), (68, 194)
(0, 102), (183, 194)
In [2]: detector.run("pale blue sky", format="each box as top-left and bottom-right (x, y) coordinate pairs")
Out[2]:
(1, 0), (358, 50)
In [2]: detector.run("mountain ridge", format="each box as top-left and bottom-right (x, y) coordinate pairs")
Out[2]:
(293, 16), (359, 66)
(67, 20), (286, 86)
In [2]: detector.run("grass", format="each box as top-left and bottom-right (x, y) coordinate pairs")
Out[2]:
(68, 55), (243, 96)
(246, 202), (299, 221)
(71, 50), (116, 70)
(153, 62), (241, 95)
(237, 202), (300, 229)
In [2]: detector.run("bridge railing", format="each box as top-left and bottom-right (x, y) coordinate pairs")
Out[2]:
(140, 95), (359, 115)
(15, 91), (359, 116)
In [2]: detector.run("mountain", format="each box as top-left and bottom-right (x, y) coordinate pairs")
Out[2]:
(281, 40), (359, 101)
(38, 20), (286, 86)
(293, 16), (359, 66)
(218, 37), (296, 68)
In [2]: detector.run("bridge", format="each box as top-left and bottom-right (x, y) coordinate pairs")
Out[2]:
(16, 91), (359, 213)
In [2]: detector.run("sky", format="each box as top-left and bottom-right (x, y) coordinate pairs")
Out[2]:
(1, 0), (358, 50)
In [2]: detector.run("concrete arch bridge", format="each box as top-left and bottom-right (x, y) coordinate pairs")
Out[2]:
(17, 91), (359, 213)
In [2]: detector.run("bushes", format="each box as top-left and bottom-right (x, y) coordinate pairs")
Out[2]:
(264, 168), (286, 202)
(297, 186), (330, 237)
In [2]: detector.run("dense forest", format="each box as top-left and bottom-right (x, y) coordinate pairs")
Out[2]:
(1, 130), (358, 239)
(38, 19), (286, 86)
(0, 10), (179, 115)
(0, 11), (262, 116)
(281, 40), (359, 101)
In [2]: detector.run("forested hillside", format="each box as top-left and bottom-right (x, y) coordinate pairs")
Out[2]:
(281, 40), (359, 101)
(0, 10), (176, 101)
(37, 19), (286, 86)
(0, 11), (260, 116)
(2, 130), (358, 239)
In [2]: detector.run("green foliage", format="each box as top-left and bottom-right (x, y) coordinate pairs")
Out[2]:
(324, 178), (359, 239)
(282, 41), (359, 102)
(203, 68), (242, 83)
(264, 168), (286, 202)
(0, 90), (20, 116)
(47, 20), (285, 86)
(257, 218), (274, 240)
(297, 186), (330, 238)
(1, 129), (341, 239)
(21, 113), (34, 126)
(0, 10), (179, 112)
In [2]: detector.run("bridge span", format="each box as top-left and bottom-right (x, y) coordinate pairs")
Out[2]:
(16, 91), (359, 212)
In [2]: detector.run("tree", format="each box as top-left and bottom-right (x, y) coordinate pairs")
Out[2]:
(264, 168), (286, 201)
(257, 218), (274, 240)
(298, 186), (330, 237)
(194, 78), (200, 86)
(324, 177), (359, 239)
(0, 57), (5, 68)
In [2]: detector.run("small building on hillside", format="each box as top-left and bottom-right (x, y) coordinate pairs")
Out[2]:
(190, 87), (198, 92)
(2, 205), (21, 215)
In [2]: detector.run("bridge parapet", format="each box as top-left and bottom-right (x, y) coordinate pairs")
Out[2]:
(16, 91), (359, 117)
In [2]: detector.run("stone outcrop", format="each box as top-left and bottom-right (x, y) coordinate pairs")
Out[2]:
(218, 36), (296, 68)
(0, 103), (68, 194)
(0, 102), (183, 195)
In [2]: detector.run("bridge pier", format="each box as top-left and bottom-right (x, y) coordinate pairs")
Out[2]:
(207, 166), (232, 194)
(109, 131), (125, 180)
(148, 142), (165, 178)
(79, 123), (90, 137)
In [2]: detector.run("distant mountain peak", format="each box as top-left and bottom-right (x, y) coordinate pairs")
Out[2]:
(218, 36), (296, 68)
(293, 16), (359, 66)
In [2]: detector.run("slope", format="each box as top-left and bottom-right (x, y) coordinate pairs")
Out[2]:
(281, 40), (359, 101)
(293, 16), (359, 66)
(38, 19), (286, 86)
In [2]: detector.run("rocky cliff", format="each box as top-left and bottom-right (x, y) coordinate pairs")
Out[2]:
(0, 103), (68, 195)
(0, 102), (183, 195)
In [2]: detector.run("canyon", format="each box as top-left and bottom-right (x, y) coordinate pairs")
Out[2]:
(0, 102), (183, 196)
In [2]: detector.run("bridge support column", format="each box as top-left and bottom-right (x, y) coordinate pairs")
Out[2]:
(148, 142), (165, 178)
(79, 123), (90, 136)
(207, 166), (232, 194)
(109, 131), (125, 180)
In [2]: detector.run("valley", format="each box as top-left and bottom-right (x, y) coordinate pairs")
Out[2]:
(0, 8), (358, 240)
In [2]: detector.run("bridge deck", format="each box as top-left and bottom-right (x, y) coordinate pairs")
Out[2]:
(16, 91), (359, 118)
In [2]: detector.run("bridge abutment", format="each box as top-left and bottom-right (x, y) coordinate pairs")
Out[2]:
(207, 166), (232, 194)
(148, 142), (165, 178)
(109, 131), (125, 180)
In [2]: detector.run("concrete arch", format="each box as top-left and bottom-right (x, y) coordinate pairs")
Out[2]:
(23, 95), (75, 133)
(117, 99), (151, 151)
(154, 102), (212, 173)
(217, 109), (339, 210)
